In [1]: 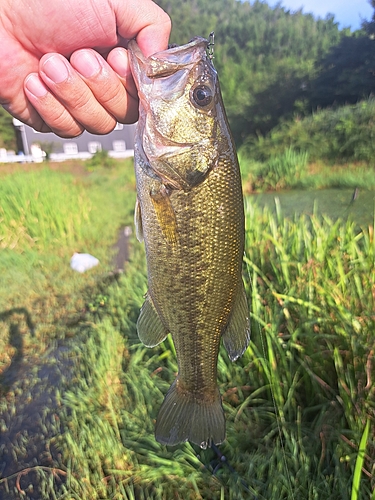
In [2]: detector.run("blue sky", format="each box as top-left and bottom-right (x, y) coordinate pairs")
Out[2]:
(272, 0), (373, 30)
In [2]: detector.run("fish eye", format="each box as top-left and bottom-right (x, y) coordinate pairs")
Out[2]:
(191, 85), (213, 108)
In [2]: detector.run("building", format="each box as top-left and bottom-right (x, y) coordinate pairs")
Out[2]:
(12, 119), (136, 162)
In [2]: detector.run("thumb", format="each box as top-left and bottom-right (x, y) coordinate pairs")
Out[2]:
(113, 0), (171, 57)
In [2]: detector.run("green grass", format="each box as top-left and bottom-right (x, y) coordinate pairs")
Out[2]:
(239, 150), (375, 193)
(0, 162), (374, 499)
(351, 420), (371, 500)
(239, 148), (309, 192)
(0, 169), (91, 251)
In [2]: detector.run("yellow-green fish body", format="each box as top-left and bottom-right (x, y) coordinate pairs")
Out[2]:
(128, 37), (250, 448)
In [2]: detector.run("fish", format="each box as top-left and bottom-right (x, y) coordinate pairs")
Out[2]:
(128, 36), (250, 449)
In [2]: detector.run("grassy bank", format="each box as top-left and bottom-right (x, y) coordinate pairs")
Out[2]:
(0, 162), (374, 499)
(239, 148), (375, 193)
(0, 160), (136, 304)
(241, 98), (375, 165)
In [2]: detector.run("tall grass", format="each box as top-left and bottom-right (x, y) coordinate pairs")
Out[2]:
(240, 148), (308, 192)
(239, 150), (375, 192)
(0, 169), (92, 251)
(0, 166), (374, 499)
(52, 202), (374, 499)
(242, 200), (374, 494)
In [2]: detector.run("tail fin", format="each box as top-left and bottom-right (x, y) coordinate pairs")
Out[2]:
(155, 379), (225, 449)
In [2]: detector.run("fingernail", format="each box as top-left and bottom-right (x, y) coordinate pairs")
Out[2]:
(42, 55), (69, 83)
(73, 51), (101, 78)
(25, 74), (48, 97)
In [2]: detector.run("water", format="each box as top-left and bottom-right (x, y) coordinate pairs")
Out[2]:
(248, 188), (375, 227)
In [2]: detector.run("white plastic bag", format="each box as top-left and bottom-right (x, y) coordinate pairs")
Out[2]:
(70, 253), (99, 273)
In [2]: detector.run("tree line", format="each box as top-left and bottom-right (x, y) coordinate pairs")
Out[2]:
(156, 0), (375, 147)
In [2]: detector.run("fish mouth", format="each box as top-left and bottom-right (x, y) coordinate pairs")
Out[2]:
(128, 36), (214, 107)
(128, 36), (211, 147)
(128, 37), (210, 79)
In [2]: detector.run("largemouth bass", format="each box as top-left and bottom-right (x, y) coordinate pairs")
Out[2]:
(128, 36), (250, 449)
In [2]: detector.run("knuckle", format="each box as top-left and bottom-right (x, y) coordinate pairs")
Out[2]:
(160, 11), (172, 31)
(94, 86), (122, 109)
(67, 88), (93, 113)
(86, 115), (116, 135)
(47, 110), (84, 137)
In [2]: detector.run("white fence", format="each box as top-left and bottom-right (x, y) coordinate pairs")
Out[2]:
(0, 148), (134, 164)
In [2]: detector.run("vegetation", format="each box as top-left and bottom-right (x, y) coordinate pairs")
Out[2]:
(0, 169), (92, 253)
(309, 35), (375, 109)
(241, 98), (375, 166)
(240, 148), (309, 192)
(0, 163), (373, 499)
(239, 154), (375, 195)
(0, 107), (17, 150)
(86, 149), (117, 170)
(157, 0), (347, 145)
(0, 161), (136, 304)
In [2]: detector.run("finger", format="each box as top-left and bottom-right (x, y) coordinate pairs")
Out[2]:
(38, 53), (117, 135)
(107, 47), (138, 100)
(113, 0), (171, 57)
(0, 39), (52, 132)
(2, 100), (53, 134)
(24, 73), (84, 137)
(70, 48), (138, 124)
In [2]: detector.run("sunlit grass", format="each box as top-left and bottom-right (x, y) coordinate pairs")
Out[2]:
(239, 151), (375, 192)
(0, 169), (91, 251)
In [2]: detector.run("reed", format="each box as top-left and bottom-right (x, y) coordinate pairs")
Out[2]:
(239, 152), (375, 192)
(0, 169), (91, 251)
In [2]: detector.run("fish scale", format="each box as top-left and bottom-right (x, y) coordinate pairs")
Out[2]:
(129, 36), (250, 448)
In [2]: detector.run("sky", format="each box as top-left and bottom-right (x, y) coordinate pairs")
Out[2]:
(271, 0), (373, 30)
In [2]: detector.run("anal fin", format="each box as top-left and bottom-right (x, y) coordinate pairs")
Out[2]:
(222, 282), (250, 361)
(137, 293), (168, 347)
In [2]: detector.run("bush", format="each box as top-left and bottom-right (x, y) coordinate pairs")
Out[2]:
(241, 148), (308, 191)
(241, 98), (375, 164)
(87, 149), (116, 170)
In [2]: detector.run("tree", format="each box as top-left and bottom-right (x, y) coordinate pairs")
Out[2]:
(0, 107), (17, 150)
(362, 0), (375, 35)
(309, 35), (375, 109)
(156, 0), (344, 145)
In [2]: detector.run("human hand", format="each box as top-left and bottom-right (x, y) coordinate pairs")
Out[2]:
(0, 0), (171, 137)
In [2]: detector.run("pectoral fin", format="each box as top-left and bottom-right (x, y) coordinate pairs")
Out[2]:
(222, 283), (250, 361)
(150, 187), (178, 247)
(134, 197), (144, 242)
(137, 293), (169, 347)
